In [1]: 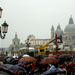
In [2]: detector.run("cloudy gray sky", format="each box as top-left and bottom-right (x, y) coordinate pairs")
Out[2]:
(0, 0), (75, 47)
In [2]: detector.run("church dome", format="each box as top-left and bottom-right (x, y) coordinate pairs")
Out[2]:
(55, 24), (63, 35)
(64, 15), (75, 33)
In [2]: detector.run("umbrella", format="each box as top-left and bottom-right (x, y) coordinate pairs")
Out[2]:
(2, 64), (13, 68)
(49, 55), (53, 57)
(0, 67), (15, 75)
(22, 54), (29, 57)
(19, 56), (37, 62)
(14, 58), (19, 61)
(39, 57), (59, 65)
(12, 56), (18, 58)
(10, 60), (19, 65)
(9, 65), (27, 73)
(58, 54), (72, 61)
(6, 58), (11, 62)
(58, 54), (71, 59)
(52, 55), (58, 59)
(58, 54), (65, 59)
(43, 68), (66, 75)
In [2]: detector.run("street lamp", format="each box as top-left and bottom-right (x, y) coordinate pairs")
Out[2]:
(0, 7), (3, 18)
(0, 7), (9, 39)
(26, 38), (31, 53)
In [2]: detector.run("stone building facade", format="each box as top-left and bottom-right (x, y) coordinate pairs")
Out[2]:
(9, 33), (25, 56)
(9, 15), (75, 56)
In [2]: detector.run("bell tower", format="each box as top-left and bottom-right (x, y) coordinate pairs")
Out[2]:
(51, 25), (54, 39)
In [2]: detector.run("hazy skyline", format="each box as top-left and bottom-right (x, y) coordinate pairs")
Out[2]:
(0, 0), (75, 47)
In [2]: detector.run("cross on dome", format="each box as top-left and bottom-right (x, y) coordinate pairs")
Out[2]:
(69, 15), (74, 24)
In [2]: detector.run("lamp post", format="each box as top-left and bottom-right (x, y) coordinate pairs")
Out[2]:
(0, 7), (9, 39)
(0, 7), (9, 55)
(0, 7), (3, 18)
(26, 38), (31, 54)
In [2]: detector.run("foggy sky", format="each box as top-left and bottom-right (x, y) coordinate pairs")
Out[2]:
(0, 0), (75, 47)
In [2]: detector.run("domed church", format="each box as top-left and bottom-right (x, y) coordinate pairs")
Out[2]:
(51, 15), (75, 51)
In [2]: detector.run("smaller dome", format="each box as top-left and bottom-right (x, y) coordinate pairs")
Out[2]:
(55, 24), (63, 35)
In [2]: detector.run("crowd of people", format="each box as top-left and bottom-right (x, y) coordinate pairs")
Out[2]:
(0, 54), (75, 75)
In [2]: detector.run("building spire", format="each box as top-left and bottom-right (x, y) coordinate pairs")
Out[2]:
(57, 23), (61, 29)
(15, 32), (17, 36)
(69, 15), (74, 24)
(51, 25), (54, 38)
(51, 25), (54, 29)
